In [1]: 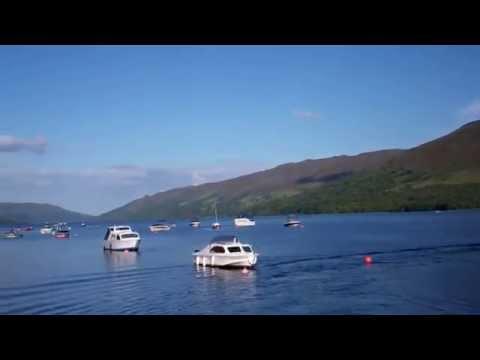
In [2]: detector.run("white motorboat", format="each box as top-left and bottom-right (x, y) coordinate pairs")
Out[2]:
(190, 218), (201, 227)
(40, 223), (54, 235)
(234, 216), (256, 227)
(52, 222), (71, 234)
(193, 235), (258, 268)
(284, 215), (303, 228)
(149, 221), (171, 232)
(103, 225), (141, 251)
(52, 223), (70, 239)
(1, 230), (23, 239)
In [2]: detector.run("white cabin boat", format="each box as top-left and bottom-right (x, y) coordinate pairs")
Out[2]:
(190, 218), (201, 227)
(149, 221), (171, 232)
(40, 224), (54, 235)
(284, 215), (303, 228)
(103, 225), (141, 251)
(234, 217), (256, 227)
(193, 235), (258, 268)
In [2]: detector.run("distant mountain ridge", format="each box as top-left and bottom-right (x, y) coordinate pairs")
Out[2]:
(3, 121), (479, 224)
(100, 120), (480, 220)
(0, 203), (94, 225)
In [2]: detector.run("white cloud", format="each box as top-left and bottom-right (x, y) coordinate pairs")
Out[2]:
(0, 135), (47, 153)
(292, 110), (320, 120)
(459, 99), (480, 122)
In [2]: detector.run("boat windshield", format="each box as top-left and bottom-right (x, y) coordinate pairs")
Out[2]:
(210, 246), (225, 253)
(242, 246), (252, 253)
(227, 246), (241, 253)
(116, 227), (130, 231)
(121, 233), (138, 239)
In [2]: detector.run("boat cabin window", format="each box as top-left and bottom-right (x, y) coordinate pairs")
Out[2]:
(104, 230), (110, 240)
(242, 246), (252, 253)
(210, 246), (226, 253)
(117, 235), (121, 240)
(117, 227), (130, 231)
(227, 246), (241, 253)
(121, 233), (138, 239)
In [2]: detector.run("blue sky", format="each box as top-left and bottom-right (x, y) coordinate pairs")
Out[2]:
(1, 45), (480, 214)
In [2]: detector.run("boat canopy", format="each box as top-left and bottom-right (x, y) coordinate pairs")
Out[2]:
(210, 235), (238, 244)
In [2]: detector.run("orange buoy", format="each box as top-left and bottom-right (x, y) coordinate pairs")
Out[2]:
(364, 255), (373, 264)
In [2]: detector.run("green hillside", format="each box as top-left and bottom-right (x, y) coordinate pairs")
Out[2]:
(100, 120), (480, 220)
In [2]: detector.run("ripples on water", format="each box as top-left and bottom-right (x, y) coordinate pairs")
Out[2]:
(1, 211), (480, 314)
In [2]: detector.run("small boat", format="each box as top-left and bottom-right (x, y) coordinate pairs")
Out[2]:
(211, 203), (221, 229)
(40, 224), (53, 235)
(284, 214), (303, 228)
(1, 230), (23, 239)
(193, 235), (258, 268)
(52, 222), (71, 235)
(104, 225), (141, 251)
(149, 221), (171, 232)
(40, 223), (54, 235)
(53, 223), (70, 239)
(81, 222), (87, 227)
(190, 218), (201, 228)
(234, 216), (256, 227)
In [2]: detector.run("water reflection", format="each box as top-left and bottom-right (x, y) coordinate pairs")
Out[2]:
(195, 265), (257, 281)
(103, 251), (140, 270)
(191, 266), (258, 313)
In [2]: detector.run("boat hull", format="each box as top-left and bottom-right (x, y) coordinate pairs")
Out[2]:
(54, 233), (70, 239)
(104, 239), (141, 251)
(40, 229), (53, 235)
(192, 254), (258, 268)
(149, 226), (170, 232)
(284, 222), (303, 227)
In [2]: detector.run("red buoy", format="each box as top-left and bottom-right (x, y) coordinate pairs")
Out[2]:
(364, 256), (373, 264)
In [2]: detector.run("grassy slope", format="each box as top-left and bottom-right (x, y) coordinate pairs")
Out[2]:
(101, 120), (480, 220)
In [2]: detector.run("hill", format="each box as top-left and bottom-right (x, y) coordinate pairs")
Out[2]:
(100, 120), (480, 220)
(0, 203), (95, 225)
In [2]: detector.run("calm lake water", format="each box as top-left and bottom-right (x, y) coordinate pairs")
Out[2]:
(1, 210), (480, 314)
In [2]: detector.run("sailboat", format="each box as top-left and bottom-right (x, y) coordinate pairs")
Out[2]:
(211, 202), (221, 230)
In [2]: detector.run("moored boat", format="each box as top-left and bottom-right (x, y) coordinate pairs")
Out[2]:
(103, 225), (141, 251)
(211, 203), (221, 230)
(53, 223), (70, 239)
(40, 223), (54, 235)
(234, 216), (256, 227)
(190, 218), (201, 227)
(149, 221), (171, 232)
(1, 230), (23, 239)
(284, 214), (303, 228)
